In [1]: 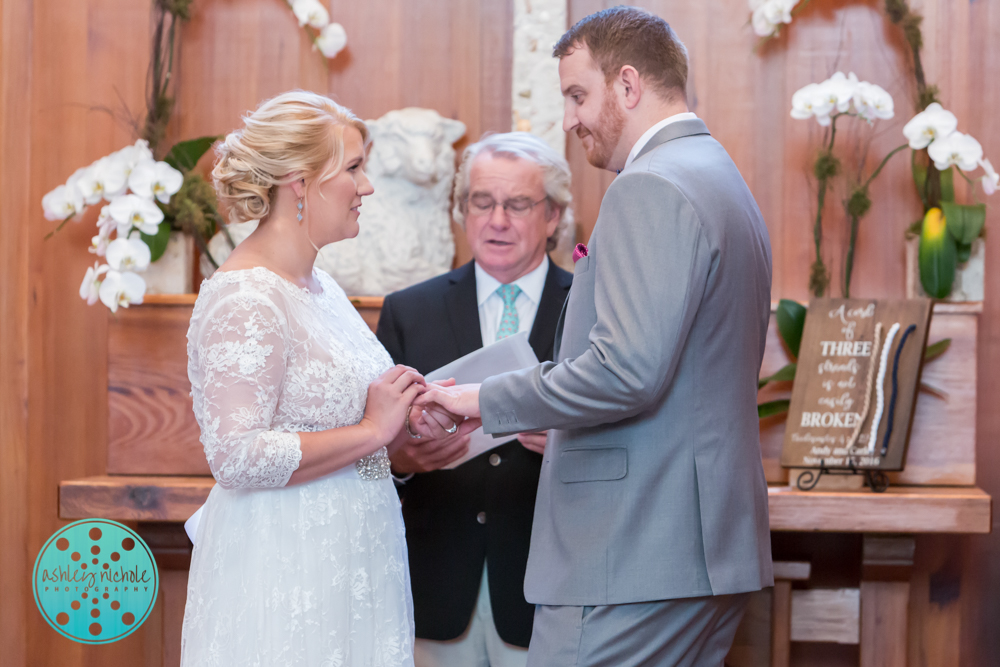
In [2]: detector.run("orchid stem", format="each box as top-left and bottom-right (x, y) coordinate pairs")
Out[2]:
(43, 215), (74, 240)
(864, 143), (908, 189)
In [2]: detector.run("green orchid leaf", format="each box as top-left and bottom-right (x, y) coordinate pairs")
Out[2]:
(942, 201), (987, 246)
(918, 208), (957, 299)
(924, 338), (951, 362)
(956, 242), (973, 264)
(759, 363), (797, 389)
(758, 399), (791, 419)
(141, 221), (172, 263)
(776, 299), (807, 359)
(164, 135), (221, 172)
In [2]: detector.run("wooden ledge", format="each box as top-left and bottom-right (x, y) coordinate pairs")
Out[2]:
(60, 475), (214, 522)
(767, 485), (991, 533)
(60, 476), (992, 534)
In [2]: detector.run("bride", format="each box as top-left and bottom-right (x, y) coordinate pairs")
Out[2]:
(180, 91), (469, 666)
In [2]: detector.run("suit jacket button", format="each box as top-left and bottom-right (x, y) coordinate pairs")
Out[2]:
(489, 453), (501, 467)
(476, 511), (486, 524)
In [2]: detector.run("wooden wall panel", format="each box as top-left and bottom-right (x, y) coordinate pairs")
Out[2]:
(963, 0), (1000, 664)
(1, 1), (34, 664)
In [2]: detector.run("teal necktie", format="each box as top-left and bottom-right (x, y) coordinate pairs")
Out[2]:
(495, 284), (522, 341)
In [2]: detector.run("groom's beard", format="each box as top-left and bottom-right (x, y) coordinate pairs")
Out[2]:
(578, 89), (625, 170)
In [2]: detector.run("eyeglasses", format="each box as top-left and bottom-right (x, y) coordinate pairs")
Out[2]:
(464, 195), (549, 219)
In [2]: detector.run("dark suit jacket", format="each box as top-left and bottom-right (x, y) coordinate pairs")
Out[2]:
(376, 259), (572, 647)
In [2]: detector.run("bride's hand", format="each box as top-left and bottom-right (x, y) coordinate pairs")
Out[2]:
(360, 365), (426, 447)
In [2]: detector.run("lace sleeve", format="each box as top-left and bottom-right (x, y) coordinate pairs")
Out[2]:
(191, 292), (302, 490)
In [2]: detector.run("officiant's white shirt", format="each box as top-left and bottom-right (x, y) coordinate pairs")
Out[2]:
(624, 111), (698, 170)
(475, 256), (548, 346)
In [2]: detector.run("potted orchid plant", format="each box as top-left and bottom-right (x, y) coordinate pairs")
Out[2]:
(904, 105), (995, 299)
(42, 0), (348, 312)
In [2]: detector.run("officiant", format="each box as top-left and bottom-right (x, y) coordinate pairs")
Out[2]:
(376, 132), (573, 667)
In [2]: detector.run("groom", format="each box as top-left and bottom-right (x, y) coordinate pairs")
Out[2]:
(420, 6), (774, 666)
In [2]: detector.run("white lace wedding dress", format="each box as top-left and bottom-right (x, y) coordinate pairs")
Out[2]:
(180, 266), (414, 667)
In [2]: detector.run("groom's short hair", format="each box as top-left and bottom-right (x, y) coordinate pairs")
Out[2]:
(553, 6), (688, 103)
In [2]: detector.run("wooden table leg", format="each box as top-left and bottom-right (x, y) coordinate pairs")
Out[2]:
(860, 535), (915, 667)
(771, 580), (792, 667)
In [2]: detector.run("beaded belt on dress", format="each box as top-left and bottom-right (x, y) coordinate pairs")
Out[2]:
(356, 447), (391, 480)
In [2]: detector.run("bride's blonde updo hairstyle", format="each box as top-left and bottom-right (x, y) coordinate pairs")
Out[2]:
(213, 90), (370, 224)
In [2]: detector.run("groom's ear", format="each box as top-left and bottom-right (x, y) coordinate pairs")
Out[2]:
(617, 65), (643, 111)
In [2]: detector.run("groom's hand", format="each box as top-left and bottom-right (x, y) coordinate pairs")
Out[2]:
(416, 383), (482, 419)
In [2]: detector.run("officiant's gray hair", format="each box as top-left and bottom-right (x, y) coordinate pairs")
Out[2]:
(453, 132), (573, 252)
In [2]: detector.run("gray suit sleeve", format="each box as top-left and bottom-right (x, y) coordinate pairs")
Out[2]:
(480, 171), (713, 434)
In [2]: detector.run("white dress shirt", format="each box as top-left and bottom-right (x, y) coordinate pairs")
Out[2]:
(623, 111), (698, 170)
(474, 256), (549, 347)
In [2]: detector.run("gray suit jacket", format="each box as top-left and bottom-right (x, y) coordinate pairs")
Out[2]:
(480, 119), (774, 606)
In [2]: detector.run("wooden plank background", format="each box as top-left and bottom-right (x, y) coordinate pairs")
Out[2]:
(2, 0), (999, 665)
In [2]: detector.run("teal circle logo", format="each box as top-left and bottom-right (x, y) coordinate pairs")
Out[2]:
(32, 519), (158, 643)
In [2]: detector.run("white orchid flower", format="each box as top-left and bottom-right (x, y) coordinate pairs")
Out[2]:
(751, 3), (780, 37)
(78, 156), (129, 205)
(315, 22), (347, 58)
(114, 139), (156, 181)
(108, 194), (164, 235)
(90, 228), (112, 256)
(42, 182), (85, 221)
(902, 103), (958, 150)
(96, 205), (115, 234)
(106, 235), (152, 272)
(790, 82), (835, 126)
(129, 161), (184, 204)
(927, 131), (984, 172)
(853, 81), (894, 121)
(821, 72), (858, 114)
(750, 0), (798, 37)
(98, 270), (146, 313)
(93, 205), (118, 255)
(980, 159), (999, 196)
(79, 262), (109, 305)
(291, 0), (329, 29)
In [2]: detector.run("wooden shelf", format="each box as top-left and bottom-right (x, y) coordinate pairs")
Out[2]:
(767, 484), (991, 533)
(60, 475), (214, 522)
(59, 475), (991, 533)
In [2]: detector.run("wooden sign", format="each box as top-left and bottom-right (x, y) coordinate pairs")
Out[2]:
(781, 298), (933, 471)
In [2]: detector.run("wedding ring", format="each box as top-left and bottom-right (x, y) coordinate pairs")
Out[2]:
(445, 422), (459, 435)
(405, 406), (422, 439)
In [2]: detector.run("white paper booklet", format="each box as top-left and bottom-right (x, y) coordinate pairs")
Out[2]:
(425, 331), (540, 469)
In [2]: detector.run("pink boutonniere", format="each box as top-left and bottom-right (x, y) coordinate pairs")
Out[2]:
(572, 243), (589, 263)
